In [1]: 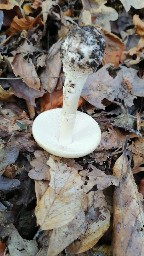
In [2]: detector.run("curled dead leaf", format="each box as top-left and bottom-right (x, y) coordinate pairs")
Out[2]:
(102, 29), (125, 67)
(7, 15), (42, 35)
(133, 15), (144, 36)
(0, 85), (14, 100)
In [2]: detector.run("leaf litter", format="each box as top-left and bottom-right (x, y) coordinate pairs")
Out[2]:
(0, 0), (144, 255)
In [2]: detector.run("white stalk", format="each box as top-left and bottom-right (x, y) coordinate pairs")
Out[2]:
(59, 71), (89, 145)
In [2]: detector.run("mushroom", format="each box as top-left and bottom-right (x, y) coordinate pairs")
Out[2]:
(32, 26), (105, 158)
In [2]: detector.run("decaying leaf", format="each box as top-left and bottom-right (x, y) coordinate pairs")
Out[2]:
(113, 153), (144, 256)
(0, 85), (14, 100)
(7, 225), (38, 256)
(122, 37), (144, 66)
(0, 145), (19, 175)
(67, 191), (110, 254)
(81, 0), (118, 31)
(7, 16), (42, 35)
(131, 137), (144, 173)
(82, 65), (144, 109)
(29, 150), (50, 181)
(120, 0), (144, 12)
(35, 156), (83, 230)
(133, 15), (144, 36)
(11, 54), (40, 90)
(102, 29), (125, 67)
(8, 76), (44, 106)
(47, 210), (86, 256)
(40, 40), (62, 92)
(80, 164), (119, 193)
(0, 175), (20, 192)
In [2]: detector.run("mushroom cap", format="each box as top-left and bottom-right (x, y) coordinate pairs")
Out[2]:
(61, 26), (105, 73)
(32, 108), (101, 158)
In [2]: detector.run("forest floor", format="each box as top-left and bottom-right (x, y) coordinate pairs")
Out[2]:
(0, 0), (144, 256)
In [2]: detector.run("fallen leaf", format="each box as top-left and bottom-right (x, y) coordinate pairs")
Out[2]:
(82, 65), (139, 109)
(67, 191), (110, 254)
(11, 54), (40, 90)
(0, 175), (20, 192)
(12, 40), (37, 55)
(0, 241), (5, 256)
(139, 179), (144, 196)
(133, 15), (144, 36)
(121, 37), (144, 66)
(81, 0), (118, 31)
(102, 29), (125, 67)
(7, 15), (42, 35)
(47, 210), (86, 256)
(80, 164), (119, 193)
(120, 0), (144, 12)
(29, 150), (50, 181)
(113, 153), (144, 256)
(42, 0), (55, 23)
(8, 75), (44, 106)
(7, 225), (38, 256)
(40, 40), (62, 92)
(40, 89), (85, 112)
(0, 85), (14, 100)
(0, 145), (19, 175)
(35, 156), (84, 230)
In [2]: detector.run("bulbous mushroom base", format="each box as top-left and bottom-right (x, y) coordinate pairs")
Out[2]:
(32, 108), (101, 158)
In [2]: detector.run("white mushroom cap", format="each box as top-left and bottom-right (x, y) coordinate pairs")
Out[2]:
(32, 108), (101, 158)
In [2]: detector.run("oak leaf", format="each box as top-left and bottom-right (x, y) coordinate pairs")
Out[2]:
(35, 156), (84, 230)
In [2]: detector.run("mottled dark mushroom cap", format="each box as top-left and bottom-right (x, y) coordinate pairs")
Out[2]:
(61, 26), (105, 74)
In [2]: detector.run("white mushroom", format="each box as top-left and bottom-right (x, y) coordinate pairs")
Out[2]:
(32, 26), (105, 158)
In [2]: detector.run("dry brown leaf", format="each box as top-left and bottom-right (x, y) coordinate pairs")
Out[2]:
(81, 0), (118, 31)
(113, 153), (144, 256)
(35, 156), (84, 230)
(80, 164), (119, 193)
(40, 89), (85, 112)
(47, 210), (86, 256)
(82, 65), (141, 109)
(40, 41), (62, 92)
(7, 15), (42, 35)
(122, 38), (144, 67)
(29, 150), (50, 181)
(102, 30), (125, 67)
(133, 15), (144, 36)
(11, 54), (40, 90)
(120, 0), (144, 12)
(97, 128), (125, 151)
(131, 137), (144, 173)
(0, 85), (14, 100)
(12, 40), (37, 55)
(67, 191), (110, 254)
(8, 75), (44, 106)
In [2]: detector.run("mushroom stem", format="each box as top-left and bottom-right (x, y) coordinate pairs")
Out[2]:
(59, 71), (88, 145)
